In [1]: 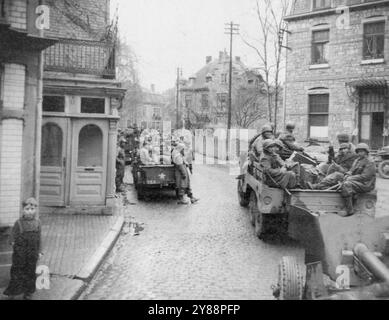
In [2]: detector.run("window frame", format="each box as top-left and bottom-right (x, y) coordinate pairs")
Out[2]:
(311, 29), (330, 65)
(312, 0), (331, 11)
(308, 93), (330, 140)
(201, 93), (209, 110)
(80, 97), (106, 114)
(362, 20), (386, 61)
(42, 95), (66, 113)
(217, 93), (228, 111)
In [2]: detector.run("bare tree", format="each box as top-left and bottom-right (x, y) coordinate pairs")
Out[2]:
(233, 86), (268, 128)
(242, 0), (292, 130)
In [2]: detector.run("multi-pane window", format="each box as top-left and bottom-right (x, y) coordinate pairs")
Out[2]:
(43, 96), (65, 112)
(185, 95), (192, 109)
(201, 94), (209, 109)
(312, 0), (331, 10)
(217, 93), (227, 111)
(312, 29), (329, 64)
(152, 107), (161, 120)
(308, 94), (329, 139)
(363, 21), (385, 60)
(221, 73), (227, 84)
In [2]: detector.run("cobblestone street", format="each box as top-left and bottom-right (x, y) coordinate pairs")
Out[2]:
(81, 164), (304, 300)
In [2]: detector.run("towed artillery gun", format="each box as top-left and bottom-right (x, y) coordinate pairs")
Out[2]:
(238, 151), (389, 299)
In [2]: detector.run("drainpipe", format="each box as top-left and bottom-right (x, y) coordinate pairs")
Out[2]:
(34, 41), (44, 211)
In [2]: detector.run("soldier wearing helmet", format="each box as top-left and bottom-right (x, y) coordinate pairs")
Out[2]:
(279, 122), (304, 156)
(260, 139), (298, 189)
(308, 143), (358, 191)
(249, 124), (274, 158)
(339, 143), (376, 216)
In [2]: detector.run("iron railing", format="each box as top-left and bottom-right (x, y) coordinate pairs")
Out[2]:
(44, 39), (116, 79)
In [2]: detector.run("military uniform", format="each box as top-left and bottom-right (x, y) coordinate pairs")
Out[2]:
(341, 143), (376, 216)
(260, 141), (297, 189)
(172, 144), (199, 204)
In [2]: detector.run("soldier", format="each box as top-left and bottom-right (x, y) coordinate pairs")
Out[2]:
(340, 143), (376, 217)
(172, 143), (199, 205)
(309, 143), (358, 190)
(260, 139), (298, 189)
(279, 122), (304, 154)
(139, 141), (155, 165)
(337, 133), (355, 152)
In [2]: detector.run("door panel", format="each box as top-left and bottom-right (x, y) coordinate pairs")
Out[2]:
(40, 118), (68, 206)
(70, 120), (108, 205)
(371, 112), (384, 150)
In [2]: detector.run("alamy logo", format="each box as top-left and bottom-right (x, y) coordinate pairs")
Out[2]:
(335, 265), (350, 290)
(36, 265), (50, 290)
(335, 6), (350, 30)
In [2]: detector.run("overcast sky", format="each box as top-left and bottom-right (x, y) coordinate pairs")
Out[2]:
(111, 0), (284, 93)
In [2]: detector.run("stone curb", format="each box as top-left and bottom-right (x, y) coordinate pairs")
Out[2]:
(76, 215), (124, 283)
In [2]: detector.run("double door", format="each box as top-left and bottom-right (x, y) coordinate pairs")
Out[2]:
(40, 117), (108, 207)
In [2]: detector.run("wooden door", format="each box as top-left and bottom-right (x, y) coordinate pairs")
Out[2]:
(40, 118), (69, 206)
(70, 120), (108, 206)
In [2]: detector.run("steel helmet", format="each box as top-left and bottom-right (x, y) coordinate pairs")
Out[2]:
(286, 122), (295, 130)
(274, 139), (284, 148)
(339, 143), (351, 150)
(337, 133), (350, 143)
(261, 124), (273, 135)
(355, 143), (370, 153)
(262, 139), (277, 151)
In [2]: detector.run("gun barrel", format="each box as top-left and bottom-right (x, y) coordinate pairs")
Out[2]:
(354, 243), (389, 283)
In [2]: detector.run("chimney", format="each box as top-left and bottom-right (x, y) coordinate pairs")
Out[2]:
(206, 56), (212, 64)
(235, 56), (241, 63)
(150, 84), (155, 93)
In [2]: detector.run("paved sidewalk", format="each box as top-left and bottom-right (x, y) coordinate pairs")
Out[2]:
(0, 211), (124, 300)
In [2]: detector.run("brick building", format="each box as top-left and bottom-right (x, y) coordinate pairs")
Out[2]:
(284, 0), (389, 149)
(179, 50), (265, 130)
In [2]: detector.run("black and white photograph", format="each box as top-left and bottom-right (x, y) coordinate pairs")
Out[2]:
(0, 0), (389, 304)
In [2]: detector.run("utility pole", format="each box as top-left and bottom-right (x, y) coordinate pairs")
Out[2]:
(176, 67), (181, 130)
(224, 22), (240, 161)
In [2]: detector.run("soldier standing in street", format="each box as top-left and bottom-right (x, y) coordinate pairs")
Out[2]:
(172, 143), (199, 205)
(340, 143), (376, 217)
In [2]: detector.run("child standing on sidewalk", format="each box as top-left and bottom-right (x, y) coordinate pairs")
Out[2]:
(3, 198), (42, 300)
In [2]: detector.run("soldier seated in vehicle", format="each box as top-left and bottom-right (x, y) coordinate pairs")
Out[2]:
(260, 139), (298, 189)
(308, 143), (358, 190)
(340, 143), (376, 217)
(249, 124), (274, 161)
(278, 122), (304, 155)
(139, 141), (156, 165)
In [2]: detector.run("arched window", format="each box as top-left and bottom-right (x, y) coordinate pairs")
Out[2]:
(78, 125), (103, 167)
(41, 123), (63, 166)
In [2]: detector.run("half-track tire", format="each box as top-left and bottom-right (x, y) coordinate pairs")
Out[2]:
(378, 160), (389, 179)
(237, 179), (250, 207)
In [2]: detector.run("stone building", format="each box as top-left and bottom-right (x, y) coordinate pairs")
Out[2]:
(179, 50), (265, 130)
(284, 0), (389, 149)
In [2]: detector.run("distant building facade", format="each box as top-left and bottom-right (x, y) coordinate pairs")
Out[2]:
(284, 0), (389, 149)
(179, 50), (265, 130)
(120, 84), (167, 132)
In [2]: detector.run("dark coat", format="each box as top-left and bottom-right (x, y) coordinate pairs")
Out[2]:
(342, 157), (376, 196)
(4, 218), (41, 296)
(172, 149), (190, 189)
(260, 152), (297, 189)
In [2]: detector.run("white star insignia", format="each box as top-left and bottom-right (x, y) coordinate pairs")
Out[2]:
(158, 173), (166, 180)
